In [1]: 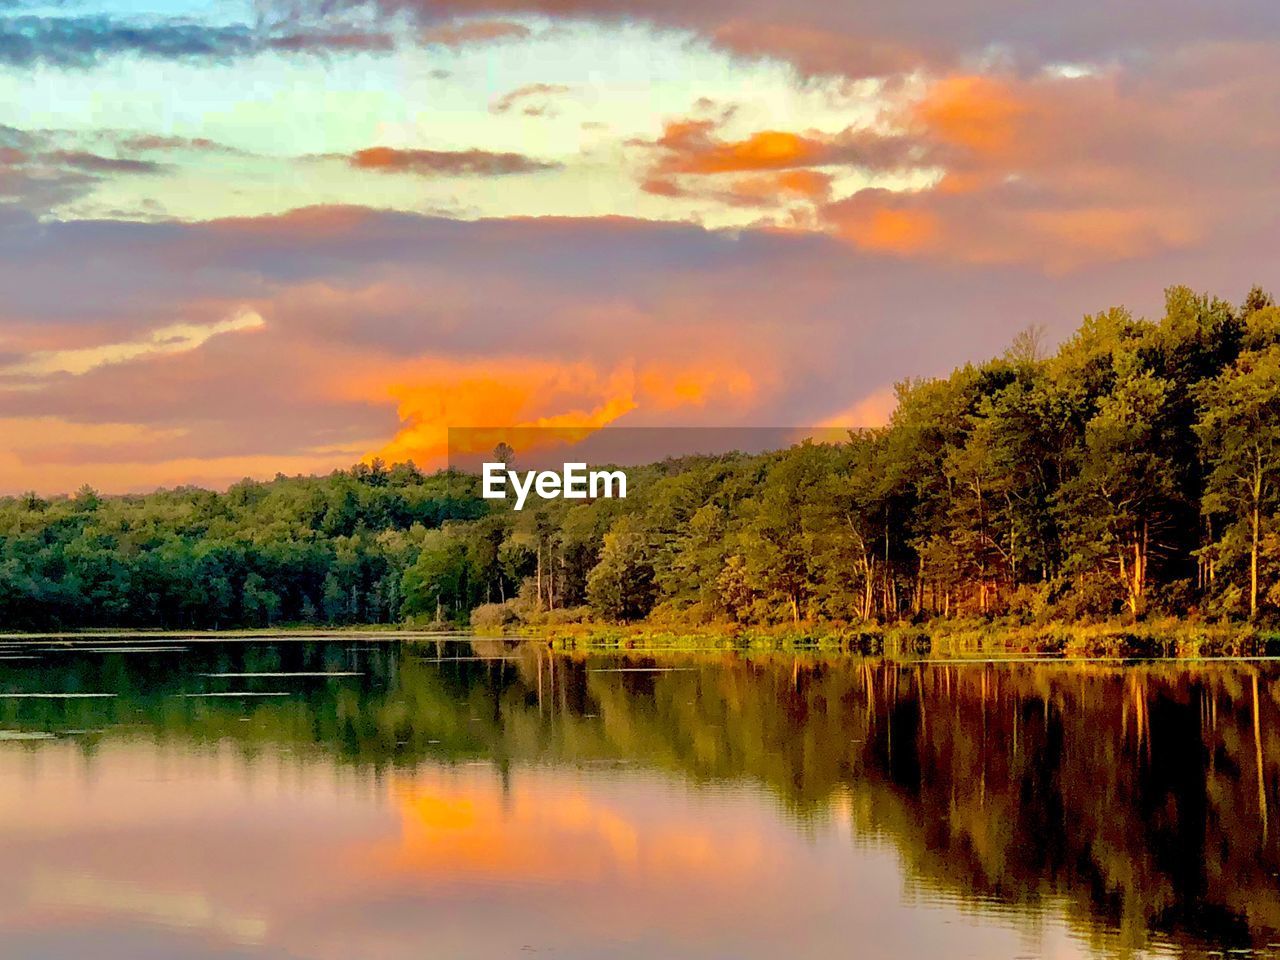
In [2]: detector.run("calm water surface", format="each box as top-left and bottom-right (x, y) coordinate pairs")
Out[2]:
(2, 637), (1279, 959)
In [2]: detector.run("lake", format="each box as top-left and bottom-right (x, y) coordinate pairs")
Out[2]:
(1, 636), (1277, 959)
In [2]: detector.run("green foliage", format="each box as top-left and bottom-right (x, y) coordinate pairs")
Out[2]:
(586, 516), (656, 621)
(0, 464), (487, 629)
(1196, 331), (1280, 619)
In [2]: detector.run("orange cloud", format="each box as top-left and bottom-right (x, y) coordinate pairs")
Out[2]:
(626, 64), (1253, 270)
(826, 188), (1197, 271)
(0, 416), (372, 494)
(725, 169), (834, 204)
(816, 386), (899, 429)
(341, 356), (758, 468)
(814, 66), (1252, 269)
(667, 127), (822, 175)
(910, 75), (1028, 161)
(629, 67), (1228, 270)
(830, 196), (939, 254)
(649, 120), (841, 177)
(636, 118), (894, 214)
(643, 168), (834, 207)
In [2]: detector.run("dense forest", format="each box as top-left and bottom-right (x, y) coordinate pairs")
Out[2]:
(3, 283), (1280, 631)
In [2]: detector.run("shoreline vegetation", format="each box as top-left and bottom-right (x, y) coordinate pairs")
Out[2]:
(5, 284), (1280, 656)
(526, 618), (1280, 658)
(1, 619), (1279, 660)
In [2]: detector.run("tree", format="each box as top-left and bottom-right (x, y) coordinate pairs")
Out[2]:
(400, 528), (470, 622)
(73, 484), (101, 511)
(1063, 357), (1181, 616)
(741, 446), (825, 623)
(1197, 342), (1280, 619)
(243, 572), (282, 626)
(492, 442), (515, 467)
(586, 517), (655, 622)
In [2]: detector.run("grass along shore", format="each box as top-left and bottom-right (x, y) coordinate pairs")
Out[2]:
(515, 618), (1280, 659)
(1, 619), (1278, 660)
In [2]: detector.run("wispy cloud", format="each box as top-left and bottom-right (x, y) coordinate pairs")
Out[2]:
(490, 83), (572, 116)
(46, 150), (166, 175)
(423, 19), (531, 47)
(634, 115), (916, 211)
(347, 146), (561, 177)
(2, 309), (265, 378)
(0, 15), (395, 69)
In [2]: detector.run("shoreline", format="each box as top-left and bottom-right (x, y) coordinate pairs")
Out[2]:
(2, 619), (1279, 659)
(523, 618), (1280, 658)
(0, 627), (470, 642)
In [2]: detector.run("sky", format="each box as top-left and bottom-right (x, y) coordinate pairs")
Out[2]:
(0, 0), (1278, 493)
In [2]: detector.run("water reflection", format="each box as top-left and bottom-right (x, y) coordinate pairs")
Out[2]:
(2, 640), (1279, 958)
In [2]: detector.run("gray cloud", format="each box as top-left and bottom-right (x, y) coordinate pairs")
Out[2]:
(0, 14), (395, 69)
(0, 130), (173, 215)
(48, 150), (166, 175)
(345, 146), (561, 176)
(490, 83), (571, 115)
(284, 0), (1280, 77)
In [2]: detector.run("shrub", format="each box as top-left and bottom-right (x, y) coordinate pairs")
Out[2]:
(470, 601), (520, 633)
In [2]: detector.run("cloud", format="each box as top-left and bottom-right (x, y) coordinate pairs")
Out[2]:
(708, 21), (921, 78)
(644, 121), (846, 176)
(827, 197), (939, 255)
(0, 2), (1274, 495)
(0, 14), (395, 69)
(46, 150), (166, 176)
(423, 19), (531, 47)
(490, 83), (572, 116)
(0, 415), (372, 494)
(0, 201), (1276, 494)
(266, 29), (395, 54)
(293, 0), (1280, 81)
(622, 47), (1280, 270)
(111, 134), (244, 156)
(0, 131), (161, 214)
(643, 168), (835, 208)
(365, 356), (757, 466)
(720, 170), (835, 205)
(634, 116), (914, 212)
(815, 386), (898, 429)
(0, 208), (871, 491)
(347, 146), (561, 176)
(909, 75), (1027, 161)
(1, 309), (265, 378)
(819, 56), (1280, 268)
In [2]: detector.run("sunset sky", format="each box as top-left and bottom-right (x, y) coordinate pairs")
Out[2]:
(1, 0), (1278, 493)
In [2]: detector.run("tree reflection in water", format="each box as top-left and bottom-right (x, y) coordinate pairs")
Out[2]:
(2, 639), (1278, 957)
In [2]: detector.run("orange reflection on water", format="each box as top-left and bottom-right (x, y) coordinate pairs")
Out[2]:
(352, 769), (767, 892)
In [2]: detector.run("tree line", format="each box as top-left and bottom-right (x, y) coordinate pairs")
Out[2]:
(3, 283), (1279, 629)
